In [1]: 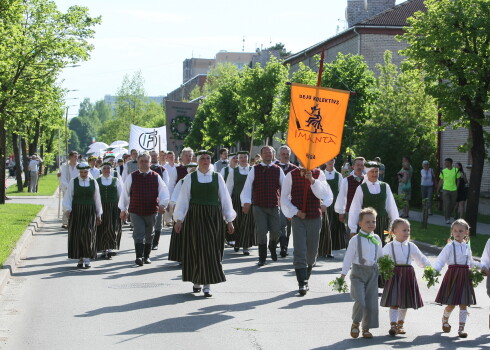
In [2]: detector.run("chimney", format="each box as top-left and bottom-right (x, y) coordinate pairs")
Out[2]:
(346, 0), (396, 27)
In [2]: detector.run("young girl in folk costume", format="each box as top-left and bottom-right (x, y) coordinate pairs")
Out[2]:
(381, 218), (431, 336)
(341, 207), (383, 339)
(479, 238), (490, 328)
(434, 219), (476, 338)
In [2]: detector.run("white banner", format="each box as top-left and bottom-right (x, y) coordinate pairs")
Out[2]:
(129, 124), (167, 153)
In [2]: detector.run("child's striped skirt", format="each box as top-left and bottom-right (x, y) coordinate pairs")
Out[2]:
(381, 265), (424, 309)
(435, 264), (476, 306)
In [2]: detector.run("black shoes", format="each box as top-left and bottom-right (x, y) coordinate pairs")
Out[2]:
(144, 257), (151, 264)
(269, 242), (278, 261)
(193, 286), (202, 293)
(203, 288), (212, 297)
(299, 284), (309, 296)
(135, 258), (144, 266)
(77, 261), (83, 268)
(152, 245), (158, 250)
(234, 246), (240, 252)
(258, 244), (267, 266)
(295, 268), (309, 296)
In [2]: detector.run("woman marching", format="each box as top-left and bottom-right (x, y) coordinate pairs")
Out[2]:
(168, 162), (197, 264)
(226, 151), (255, 256)
(62, 162), (102, 269)
(96, 162), (123, 260)
(174, 150), (236, 297)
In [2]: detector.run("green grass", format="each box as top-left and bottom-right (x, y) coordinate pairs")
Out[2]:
(0, 204), (43, 267)
(6, 172), (59, 196)
(409, 219), (489, 257)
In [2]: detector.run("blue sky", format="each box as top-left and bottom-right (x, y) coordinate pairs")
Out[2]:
(55, 0), (404, 114)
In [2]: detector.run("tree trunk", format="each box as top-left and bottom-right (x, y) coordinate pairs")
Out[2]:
(12, 133), (23, 192)
(29, 119), (40, 155)
(21, 136), (29, 187)
(465, 115), (485, 236)
(0, 119), (6, 204)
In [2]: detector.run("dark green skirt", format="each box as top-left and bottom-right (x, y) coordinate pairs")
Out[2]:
(231, 193), (256, 249)
(96, 202), (121, 251)
(68, 203), (97, 259)
(168, 225), (182, 262)
(375, 215), (390, 246)
(327, 205), (346, 250)
(181, 203), (226, 285)
(318, 212), (332, 257)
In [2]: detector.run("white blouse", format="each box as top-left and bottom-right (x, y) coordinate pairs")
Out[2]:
(226, 165), (251, 195)
(62, 176), (102, 217)
(433, 241), (476, 271)
(170, 179), (184, 205)
(481, 239), (490, 270)
(382, 240), (430, 268)
(173, 169), (236, 223)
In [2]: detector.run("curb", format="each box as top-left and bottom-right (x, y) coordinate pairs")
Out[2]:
(0, 205), (50, 294)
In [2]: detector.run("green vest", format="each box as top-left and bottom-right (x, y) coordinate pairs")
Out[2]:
(96, 177), (118, 204)
(326, 171), (340, 199)
(224, 167), (230, 182)
(73, 178), (95, 205)
(232, 167), (250, 197)
(361, 182), (388, 217)
(190, 171), (220, 206)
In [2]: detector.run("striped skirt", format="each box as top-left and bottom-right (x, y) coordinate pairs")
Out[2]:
(232, 193), (256, 249)
(318, 213), (332, 257)
(68, 203), (97, 259)
(374, 215), (390, 246)
(380, 265), (424, 309)
(168, 225), (182, 262)
(328, 205), (346, 250)
(435, 265), (476, 306)
(181, 203), (226, 285)
(96, 202), (121, 251)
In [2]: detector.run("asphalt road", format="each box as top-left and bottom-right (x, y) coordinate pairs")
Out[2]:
(1, 205), (490, 350)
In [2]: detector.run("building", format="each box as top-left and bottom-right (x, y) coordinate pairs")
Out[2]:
(183, 58), (215, 83)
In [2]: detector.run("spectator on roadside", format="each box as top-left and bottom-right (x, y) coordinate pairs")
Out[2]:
(397, 160), (411, 218)
(454, 162), (468, 219)
(28, 154), (43, 193)
(437, 158), (460, 224)
(374, 157), (385, 181)
(420, 160), (436, 215)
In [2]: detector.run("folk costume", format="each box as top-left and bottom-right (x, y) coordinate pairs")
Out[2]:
(241, 162), (285, 266)
(164, 161), (178, 226)
(221, 153), (237, 246)
(434, 240), (476, 336)
(226, 159), (255, 255)
(62, 162), (102, 269)
(342, 231), (383, 333)
(348, 163), (399, 246)
(322, 168), (345, 255)
(89, 166), (101, 179)
(122, 159), (138, 182)
(174, 151), (236, 296)
(280, 167), (332, 295)
(168, 163), (197, 263)
(381, 239), (430, 335)
(118, 166), (169, 266)
(214, 158), (229, 173)
(276, 161), (298, 257)
(150, 162), (170, 250)
(96, 164), (123, 259)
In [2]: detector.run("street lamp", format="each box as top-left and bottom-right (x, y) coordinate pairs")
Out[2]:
(65, 103), (79, 155)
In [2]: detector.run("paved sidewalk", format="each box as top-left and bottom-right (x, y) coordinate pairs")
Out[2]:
(408, 210), (490, 235)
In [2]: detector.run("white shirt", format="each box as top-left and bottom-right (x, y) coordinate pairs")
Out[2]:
(226, 165), (251, 195)
(342, 231), (383, 275)
(421, 168), (434, 186)
(214, 159), (229, 173)
(348, 180), (399, 233)
(240, 162), (285, 206)
(481, 239), (490, 270)
(164, 163), (178, 195)
(122, 160), (138, 182)
(334, 174), (363, 215)
(170, 179), (184, 205)
(280, 171), (332, 218)
(433, 241), (476, 271)
(98, 174), (123, 198)
(151, 163), (170, 187)
(59, 162), (79, 192)
(89, 167), (101, 179)
(382, 240), (431, 268)
(62, 176), (102, 217)
(173, 170), (236, 223)
(118, 170), (170, 212)
(324, 169), (342, 184)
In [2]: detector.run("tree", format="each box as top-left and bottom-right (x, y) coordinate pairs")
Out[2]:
(265, 43), (291, 58)
(0, 0), (101, 202)
(400, 0), (490, 235)
(358, 51), (438, 198)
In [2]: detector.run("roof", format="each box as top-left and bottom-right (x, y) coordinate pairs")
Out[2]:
(357, 0), (427, 27)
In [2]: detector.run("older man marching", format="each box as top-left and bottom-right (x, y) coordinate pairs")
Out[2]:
(118, 152), (169, 266)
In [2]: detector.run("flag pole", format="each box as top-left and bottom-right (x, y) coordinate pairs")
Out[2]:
(302, 48), (325, 212)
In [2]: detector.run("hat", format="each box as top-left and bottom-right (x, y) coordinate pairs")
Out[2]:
(185, 162), (198, 168)
(101, 162), (113, 168)
(364, 161), (380, 174)
(236, 151), (249, 156)
(103, 153), (115, 161)
(88, 156), (97, 161)
(76, 162), (90, 170)
(196, 150), (213, 157)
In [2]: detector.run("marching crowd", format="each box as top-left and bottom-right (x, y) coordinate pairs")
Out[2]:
(58, 145), (490, 340)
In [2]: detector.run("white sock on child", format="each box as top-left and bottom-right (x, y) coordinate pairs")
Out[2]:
(459, 310), (468, 324)
(398, 309), (407, 321)
(443, 310), (452, 319)
(390, 309), (398, 323)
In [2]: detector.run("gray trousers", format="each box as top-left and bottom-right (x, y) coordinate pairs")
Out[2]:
(442, 190), (457, 220)
(280, 211), (292, 238)
(421, 185), (434, 211)
(154, 212), (163, 232)
(130, 213), (156, 244)
(350, 264), (379, 329)
(29, 171), (38, 192)
(292, 216), (321, 269)
(253, 206), (280, 245)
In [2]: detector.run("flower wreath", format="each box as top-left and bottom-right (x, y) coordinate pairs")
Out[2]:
(170, 115), (192, 140)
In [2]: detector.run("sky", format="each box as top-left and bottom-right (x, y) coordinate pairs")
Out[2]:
(55, 0), (405, 115)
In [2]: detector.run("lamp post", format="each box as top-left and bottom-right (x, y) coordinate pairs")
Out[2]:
(65, 103), (78, 156)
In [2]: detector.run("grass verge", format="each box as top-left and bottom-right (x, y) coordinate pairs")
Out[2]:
(0, 204), (43, 267)
(409, 219), (488, 257)
(411, 206), (490, 225)
(6, 172), (59, 196)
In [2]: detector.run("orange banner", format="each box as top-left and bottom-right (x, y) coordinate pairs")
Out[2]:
(287, 83), (350, 170)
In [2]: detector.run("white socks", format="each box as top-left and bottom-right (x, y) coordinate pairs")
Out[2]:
(443, 310), (452, 319)
(389, 309), (398, 323)
(398, 309), (407, 321)
(459, 310), (468, 324)
(203, 284), (210, 290)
